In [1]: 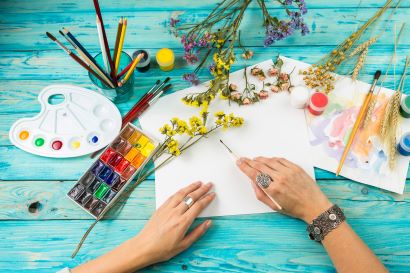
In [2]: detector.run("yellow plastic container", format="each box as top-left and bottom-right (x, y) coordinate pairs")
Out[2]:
(156, 48), (175, 71)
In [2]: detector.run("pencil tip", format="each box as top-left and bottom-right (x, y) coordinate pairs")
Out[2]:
(164, 77), (171, 83)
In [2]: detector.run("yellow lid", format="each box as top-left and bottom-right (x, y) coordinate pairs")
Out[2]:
(156, 48), (175, 67)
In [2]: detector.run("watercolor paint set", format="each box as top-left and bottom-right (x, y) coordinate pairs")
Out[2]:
(67, 123), (158, 218)
(9, 85), (122, 158)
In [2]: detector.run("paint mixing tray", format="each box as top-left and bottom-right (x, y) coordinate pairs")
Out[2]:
(9, 84), (122, 158)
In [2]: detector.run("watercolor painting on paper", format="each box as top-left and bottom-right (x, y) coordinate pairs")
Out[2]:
(306, 77), (410, 194)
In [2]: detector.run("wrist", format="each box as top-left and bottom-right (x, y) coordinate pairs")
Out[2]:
(302, 197), (333, 224)
(125, 236), (157, 271)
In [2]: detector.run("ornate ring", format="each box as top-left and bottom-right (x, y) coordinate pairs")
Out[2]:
(256, 173), (272, 189)
(183, 196), (194, 208)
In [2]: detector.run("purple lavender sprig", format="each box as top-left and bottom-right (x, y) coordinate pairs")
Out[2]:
(182, 72), (200, 85)
(260, 0), (310, 47)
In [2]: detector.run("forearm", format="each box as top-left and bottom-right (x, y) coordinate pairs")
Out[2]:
(72, 237), (153, 273)
(322, 220), (387, 273)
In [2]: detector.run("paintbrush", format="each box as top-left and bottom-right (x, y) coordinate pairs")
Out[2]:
(46, 32), (113, 88)
(58, 30), (115, 88)
(219, 139), (283, 210)
(336, 70), (382, 176)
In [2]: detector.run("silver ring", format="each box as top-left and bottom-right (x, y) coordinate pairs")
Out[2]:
(256, 173), (272, 189)
(183, 196), (194, 208)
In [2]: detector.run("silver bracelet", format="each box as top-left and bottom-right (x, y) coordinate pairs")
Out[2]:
(307, 204), (345, 242)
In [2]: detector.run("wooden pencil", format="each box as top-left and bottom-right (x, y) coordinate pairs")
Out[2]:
(116, 60), (133, 80)
(115, 18), (127, 74)
(96, 16), (109, 73)
(118, 53), (144, 86)
(113, 17), (123, 65)
(336, 70), (382, 175)
(46, 32), (113, 88)
(93, 0), (117, 84)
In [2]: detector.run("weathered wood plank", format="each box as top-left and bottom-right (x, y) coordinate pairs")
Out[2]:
(1, 0), (408, 14)
(0, 7), (409, 50)
(0, 219), (408, 272)
(1, 144), (409, 181)
(0, 179), (408, 220)
(1, 46), (409, 84)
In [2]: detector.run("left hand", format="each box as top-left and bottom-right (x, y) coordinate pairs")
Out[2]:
(134, 181), (215, 265)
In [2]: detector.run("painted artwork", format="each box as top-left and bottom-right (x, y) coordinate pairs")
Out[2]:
(306, 76), (410, 194)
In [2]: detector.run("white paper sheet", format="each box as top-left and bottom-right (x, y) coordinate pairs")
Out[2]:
(139, 59), (315, 217)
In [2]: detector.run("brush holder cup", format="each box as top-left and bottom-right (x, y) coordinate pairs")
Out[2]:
(89, 51), (134, 104)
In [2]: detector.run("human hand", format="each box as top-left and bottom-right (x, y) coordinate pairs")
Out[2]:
(133, 181), (215, 265)
(236, 157), (332, 223)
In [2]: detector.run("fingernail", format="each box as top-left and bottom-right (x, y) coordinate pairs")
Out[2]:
(209, 192), (216, 198)
(194, 181), (202, 186)
(205, 220), (212, 228)
(206, 182), (213, 188)
(236, 157), (244, 166)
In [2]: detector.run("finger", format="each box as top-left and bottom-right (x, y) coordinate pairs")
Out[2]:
(236, 157), (258, 181)
(168, 181), (202, 207)
(185, 192), (216, 221)
(180, 220), (212, 250)
(246, 159), (280, 180)
(249, 179), (280, 210)
(276, 157), (303, 171)
(253, 157), (288, 172)
(176, 182), (213, 214)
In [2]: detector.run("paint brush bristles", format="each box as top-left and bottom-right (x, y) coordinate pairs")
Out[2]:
(219, 139), (239, 160)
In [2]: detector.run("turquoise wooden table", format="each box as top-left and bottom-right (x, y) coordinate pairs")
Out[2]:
(0, 0), (409, 272)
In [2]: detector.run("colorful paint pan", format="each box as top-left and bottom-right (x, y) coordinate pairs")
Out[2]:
(9, 85), (122, 158)
(67, 123), (158, 219)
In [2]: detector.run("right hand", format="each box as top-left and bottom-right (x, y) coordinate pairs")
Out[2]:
(236, 156), (333, 223)
(134, 181), (215, 264)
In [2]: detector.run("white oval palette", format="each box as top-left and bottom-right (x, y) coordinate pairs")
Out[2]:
(9, 84), (122, 158)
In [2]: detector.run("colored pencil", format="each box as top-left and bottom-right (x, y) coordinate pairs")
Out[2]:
(115, 18), (127, 74)
(113, 17), (123, 65)
(118, 53), (144, 86)
(59, 30), (115, 88)
(93, 0), (117, 84)
(116, 60), (133, 80)
(46, 32), (113, 89)
(96, 16), (109, 73)
(336, 70), (382, 176)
